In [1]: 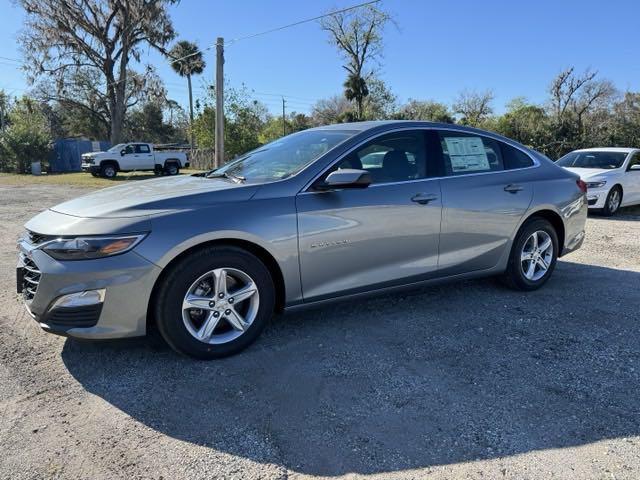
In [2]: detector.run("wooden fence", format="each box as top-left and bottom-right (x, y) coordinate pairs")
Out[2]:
(188, 148), (216, 170)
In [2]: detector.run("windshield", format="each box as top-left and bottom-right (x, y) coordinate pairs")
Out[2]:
(210, 129), (357, 183)
(557, 151), (627, 169)
(107, 143), (126, 152)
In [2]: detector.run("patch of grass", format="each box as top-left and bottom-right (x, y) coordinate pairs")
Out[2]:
(0, 170), (208, 188)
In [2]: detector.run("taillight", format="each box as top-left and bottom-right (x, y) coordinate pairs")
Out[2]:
(577, 179), (587, 193)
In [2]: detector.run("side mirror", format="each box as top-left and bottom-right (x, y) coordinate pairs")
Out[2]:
(120, 150), (126, 156)
(316, 169), (372, 190)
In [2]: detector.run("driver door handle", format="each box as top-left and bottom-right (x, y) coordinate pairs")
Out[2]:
(411, 193), (439, 205)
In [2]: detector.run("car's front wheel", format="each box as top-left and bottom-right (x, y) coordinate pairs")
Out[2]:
(154, 246), (275, 359)
(100, 163), (117, 179)
(602, 186), (622, 216)
(502, 218), (559, 291)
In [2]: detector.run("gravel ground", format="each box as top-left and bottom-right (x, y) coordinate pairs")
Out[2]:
(1, 182), (639, 480)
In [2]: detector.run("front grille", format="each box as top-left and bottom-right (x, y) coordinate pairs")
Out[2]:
(21, 254), (41, 302)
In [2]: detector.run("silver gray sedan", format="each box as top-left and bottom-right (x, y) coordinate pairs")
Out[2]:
(17, 121), (587, 359)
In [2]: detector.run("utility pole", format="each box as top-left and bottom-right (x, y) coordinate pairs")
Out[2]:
(0, 92), (5, 132)
(282, 97), (286, 137)
(215, 37), (225, 169)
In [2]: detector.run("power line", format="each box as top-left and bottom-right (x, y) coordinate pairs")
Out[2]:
(226, 0), (381, 45)
(0, 62), (22, 69)
(0, 56), (22, 63)
(160, 0), (381, 87)
(251, 91), (319, 102)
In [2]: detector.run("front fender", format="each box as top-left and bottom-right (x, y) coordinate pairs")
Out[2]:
(136, 197), (303, 305)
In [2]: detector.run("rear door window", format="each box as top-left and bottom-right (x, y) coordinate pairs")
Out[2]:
(438, 131), (504, 176)
(135, 144), (151, 154)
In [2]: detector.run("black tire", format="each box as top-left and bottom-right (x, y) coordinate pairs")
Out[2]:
(154, 246), (275, 359)
(90, 172), (99, 177)
(100, 163), (117, 179)
(502, 218), (559, 291)
(164, 162), (179, 176)
(601, 186), (622, 217)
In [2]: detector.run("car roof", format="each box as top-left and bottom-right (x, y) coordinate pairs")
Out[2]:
(309, 120), (542, 155)
(312, 120), (467, 132)
(310, 120), (515, 139)
(572, 147), (638, 153)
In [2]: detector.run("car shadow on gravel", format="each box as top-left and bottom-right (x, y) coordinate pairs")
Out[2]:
(61, 261), (640, 477)
(589, 205), (640, 221)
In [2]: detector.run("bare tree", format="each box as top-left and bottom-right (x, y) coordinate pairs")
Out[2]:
(311, 95), (353, 125)
(19, 0), (176, 143)
(394, 99), (454, 123)
(453, 90), (495, 126)
(548, 68), (617, 150)
(320, 5), (393, 119)
(549, 68), (595, 121)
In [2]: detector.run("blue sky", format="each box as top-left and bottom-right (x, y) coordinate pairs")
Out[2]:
(1, 0), (639, 115)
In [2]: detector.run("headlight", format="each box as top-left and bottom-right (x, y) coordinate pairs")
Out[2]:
(41, 234), (147, 260)
(586, 180), (606, 188)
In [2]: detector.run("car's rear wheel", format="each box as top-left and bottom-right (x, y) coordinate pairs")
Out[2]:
(154, 246), (275, 359)
(602, 186), (622, 216)
(502, 218), (558, 291)
(164, 162), (179, 176)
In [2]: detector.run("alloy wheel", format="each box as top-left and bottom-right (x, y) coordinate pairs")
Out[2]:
(608, 189), (621, 213)
(182, 267), (260, 344)
(520, 230), (553, 281)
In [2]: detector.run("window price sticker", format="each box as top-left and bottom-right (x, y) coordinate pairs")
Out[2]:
(444, 137), (490, 172)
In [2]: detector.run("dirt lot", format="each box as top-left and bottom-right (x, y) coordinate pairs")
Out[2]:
(1, 181), (639, 480)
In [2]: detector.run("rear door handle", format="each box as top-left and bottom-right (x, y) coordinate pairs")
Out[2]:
(411, 193), (439, 205)
(504, 184), (523, 193)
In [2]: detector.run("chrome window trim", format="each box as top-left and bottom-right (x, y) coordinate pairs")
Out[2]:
(300, 126), (541, 194)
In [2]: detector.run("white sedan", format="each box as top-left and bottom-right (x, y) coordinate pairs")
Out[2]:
(557, 147), (640, 215)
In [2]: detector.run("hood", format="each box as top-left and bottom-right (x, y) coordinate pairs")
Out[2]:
(562, 167), (615, 179)
(50, 175), (259, 218)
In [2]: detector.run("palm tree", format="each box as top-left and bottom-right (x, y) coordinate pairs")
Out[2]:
(168, 40), (205, 149)
(343, 73), (369, 120)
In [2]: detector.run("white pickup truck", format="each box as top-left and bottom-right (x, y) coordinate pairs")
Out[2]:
(81, 142), (189, 178)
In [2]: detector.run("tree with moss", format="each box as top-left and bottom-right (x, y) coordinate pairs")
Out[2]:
(19, 0), (176, 144)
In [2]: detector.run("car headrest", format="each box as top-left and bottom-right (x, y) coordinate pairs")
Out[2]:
(382, 150), (412, 178)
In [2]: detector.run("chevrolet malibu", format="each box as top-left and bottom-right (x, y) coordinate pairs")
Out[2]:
(556, 147), (640, 216)
(17, 121), (587, 359)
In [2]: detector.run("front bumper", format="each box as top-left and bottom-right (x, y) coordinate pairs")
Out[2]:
(81, 162), (99, 174)
(586, 187), (608, 209)
(17, 238), (162, 339)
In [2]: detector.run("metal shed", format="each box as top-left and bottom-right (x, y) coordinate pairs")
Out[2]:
(49, 138), (111, 173)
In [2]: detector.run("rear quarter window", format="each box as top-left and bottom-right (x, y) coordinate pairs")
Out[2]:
(502, 143), (534, 169)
